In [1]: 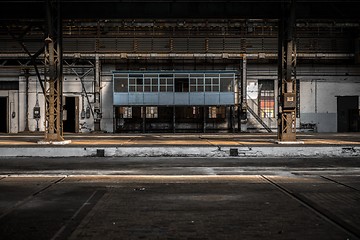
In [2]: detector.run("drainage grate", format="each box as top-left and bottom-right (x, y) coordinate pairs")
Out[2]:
(229, 148), (238, 157)
(96, 149), (105, 157)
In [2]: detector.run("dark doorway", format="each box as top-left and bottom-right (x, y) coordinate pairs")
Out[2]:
(175, 78), (189, 92)
(0, 97), (7, 133)
(337, 96), (359, 132)
(63, 97), (76, 133)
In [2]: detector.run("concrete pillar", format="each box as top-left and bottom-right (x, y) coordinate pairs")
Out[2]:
(94, 54), (101, 131)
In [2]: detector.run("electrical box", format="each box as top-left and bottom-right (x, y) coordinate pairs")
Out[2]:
(33, 106), (40, 119)
(283, 93), (296, 109)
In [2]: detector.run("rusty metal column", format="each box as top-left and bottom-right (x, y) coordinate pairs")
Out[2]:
(277, 0), (297, 142)
(43, 0), (64, 142)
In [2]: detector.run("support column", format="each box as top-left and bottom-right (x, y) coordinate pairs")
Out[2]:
(277, 0), (297, 142)
(43, 0), (65, 142)
(142, 106), (146, 133)
(240, 57), (248, 132)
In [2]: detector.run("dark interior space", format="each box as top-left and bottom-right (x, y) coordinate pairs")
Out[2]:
(175, 79), (189, 92)
(63, 97), (76, 133)
(337, 96), (359, 132)
(0, 97), (7, 133)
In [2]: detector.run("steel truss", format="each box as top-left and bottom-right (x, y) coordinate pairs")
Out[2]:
(278, 0), (297, 142)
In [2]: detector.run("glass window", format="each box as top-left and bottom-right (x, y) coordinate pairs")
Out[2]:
(137, 85), (143, 92)
(114, 78), (128, 92)
(152, 85), (158, 92)
(129, 86), (136, 92)
(152, 78), (158, 85)
(114, 71), (236, 94)
(146, 106), (158, 118)
(144, 78), (151, 85)
(160, 78), (167, 85)
(258, 80), (275, 118)
(144, 85), (151, 92)
(120, 107), (132, 118)
(220, 77), (233, 92)
(160, 86), (166, 92)
(208, 106), (226, 119)
(167, 86), (174, 92)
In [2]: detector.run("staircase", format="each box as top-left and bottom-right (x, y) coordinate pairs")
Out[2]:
(246, 96), (273, 133)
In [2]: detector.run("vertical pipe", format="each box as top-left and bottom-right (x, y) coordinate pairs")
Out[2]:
(203, 106), (206, 133)
(235, 70), (240, 132)
(242, 57), (247, 108)
(24, 69), (30, 132)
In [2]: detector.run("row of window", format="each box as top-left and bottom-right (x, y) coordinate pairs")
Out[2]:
(113, 72), (235, 93)
(117, 106), (226, 119)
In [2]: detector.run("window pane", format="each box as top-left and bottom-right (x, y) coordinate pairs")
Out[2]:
(167, 78), (174, 85)
(212, 78), (219, 85)
(144, 78), (151, 85)
(129, 78), (136, 85)
(152, 78), (158, 85)
(114, 78), (128, 92)
(220, 78), (232, 92)
(144, 86), (150, 92)
(152, 86), (158, 92)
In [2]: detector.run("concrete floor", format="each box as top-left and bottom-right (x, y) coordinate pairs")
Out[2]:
(0, 157), (359, 240)
(0, 132), (359, 146)
(1, 132), (359, 157)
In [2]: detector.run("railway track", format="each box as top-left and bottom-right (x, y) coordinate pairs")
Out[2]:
(261, 175), (360, 240)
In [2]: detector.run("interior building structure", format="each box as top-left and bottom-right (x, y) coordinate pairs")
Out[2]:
(0, 0), (359, 139)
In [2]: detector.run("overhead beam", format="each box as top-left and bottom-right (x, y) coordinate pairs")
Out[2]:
(1, 2), (360, 20)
